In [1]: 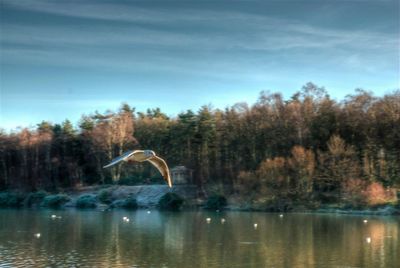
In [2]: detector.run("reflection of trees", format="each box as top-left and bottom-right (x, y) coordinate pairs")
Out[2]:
(163, 213), (185, 254)
(0, 211), (399, 267)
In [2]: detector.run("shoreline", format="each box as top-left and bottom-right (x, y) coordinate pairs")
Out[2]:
(1, 206), (399, 217)
(1, 184), (399, 216)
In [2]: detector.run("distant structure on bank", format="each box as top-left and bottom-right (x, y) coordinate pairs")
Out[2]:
(170, 166), (193, 184)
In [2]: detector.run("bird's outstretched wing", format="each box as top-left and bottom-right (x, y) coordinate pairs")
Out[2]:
(103, 150), (136, 168)
(147, 156), (172, 187)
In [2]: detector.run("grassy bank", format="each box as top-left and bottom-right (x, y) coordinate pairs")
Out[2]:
(0, 185), (198, 211)
(0, 185), (399, 215)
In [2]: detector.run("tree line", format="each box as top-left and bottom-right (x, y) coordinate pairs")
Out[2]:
(1, 83), (399, 205)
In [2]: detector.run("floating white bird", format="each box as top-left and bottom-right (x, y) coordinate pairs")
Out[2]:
(51, 215), (57, 219)
(103, 150), (172, 187)
(147, 210), (151, 214)
(279, 214), (284, 218)
(221, 218), (226, 224)
(35, 233), (41, 238)
(254, 223), (258, 229)
(363, 219), (368, 223)
(206, 218), (211, 223)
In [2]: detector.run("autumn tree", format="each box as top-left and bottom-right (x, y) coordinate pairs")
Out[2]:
(316, 135), (360, 196)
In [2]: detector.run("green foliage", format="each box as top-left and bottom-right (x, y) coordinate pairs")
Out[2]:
(204, 195), (227, 210)
(111, 196), (138, 209)
(76, 194), (97, 208)
(97, 189), (113, 204)
(0, 192), (25, 208)
(41, 194), (70, 208)
(24, 191), (48, 207)
(158, 193), (184, 211)
(62, 119), (75, 136)
(37, 120), (53, 133)
(79, 115), (94, 130)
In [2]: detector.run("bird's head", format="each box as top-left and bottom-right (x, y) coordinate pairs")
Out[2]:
(144, 150), (156, 157)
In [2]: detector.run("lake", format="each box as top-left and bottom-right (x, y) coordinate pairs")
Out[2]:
(0, 210), (398, 267)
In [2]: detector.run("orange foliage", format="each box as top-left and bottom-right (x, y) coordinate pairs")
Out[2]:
(257, 157), (288, 188)
(289, 146), (315, 178)
(365, 182), (397, 206)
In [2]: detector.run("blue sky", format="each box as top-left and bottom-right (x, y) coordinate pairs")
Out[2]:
(1, 0), (399, 130)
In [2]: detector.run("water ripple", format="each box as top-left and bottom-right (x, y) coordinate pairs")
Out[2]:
(0, 210), (398, 267)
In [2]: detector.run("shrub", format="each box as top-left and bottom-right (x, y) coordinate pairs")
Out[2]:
(120, 196), (138, 209)
(204, 195), (227, 210)
(0, 192), (25, 208)
(111, 196), (138, 210)
(41, 194), (70, 208)
(365, 182), (397, 206)
(76, 194), (97, 208)
(24, 191), (48, 207)
(97, 189), (113, 204)
(158, 193), (184, 211)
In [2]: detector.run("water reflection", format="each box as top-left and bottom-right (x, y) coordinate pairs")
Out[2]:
(0, 210), (398, 267)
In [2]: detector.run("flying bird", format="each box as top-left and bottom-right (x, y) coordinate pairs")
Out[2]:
(103, 150), (172, 187)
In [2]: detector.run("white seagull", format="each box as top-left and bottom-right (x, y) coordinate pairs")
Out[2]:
(103, 150), (172, 187)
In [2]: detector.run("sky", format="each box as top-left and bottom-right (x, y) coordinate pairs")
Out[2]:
(0, 0), (399, 131)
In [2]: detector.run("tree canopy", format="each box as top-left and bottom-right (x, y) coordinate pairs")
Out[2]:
(1, 85), (399, 206)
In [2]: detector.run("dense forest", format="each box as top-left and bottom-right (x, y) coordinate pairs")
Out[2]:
(1, 83), (399, 207)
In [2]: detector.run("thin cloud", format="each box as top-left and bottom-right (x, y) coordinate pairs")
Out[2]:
(2, 0), (285, 24)
(2, 21), (396, 51)
(0, 0), (398, 129)
(1, 15), (397, 77)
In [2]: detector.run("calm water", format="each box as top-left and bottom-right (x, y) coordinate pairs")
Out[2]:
(0, 210), (399, 268)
